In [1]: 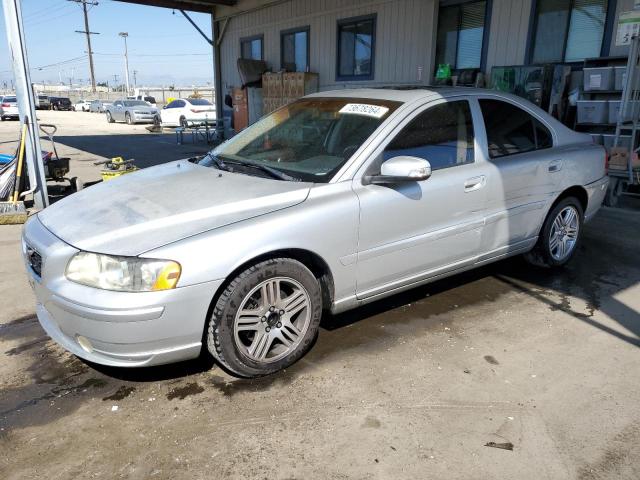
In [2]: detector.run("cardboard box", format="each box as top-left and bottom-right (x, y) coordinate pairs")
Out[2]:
(282, 72), (319, 97)
(608, 147), (640, 170)
(262, 72), (283, 98)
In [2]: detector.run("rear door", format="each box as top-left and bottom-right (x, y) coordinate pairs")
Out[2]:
(353, 98), (488, 299)
(476, 98), (560, 259)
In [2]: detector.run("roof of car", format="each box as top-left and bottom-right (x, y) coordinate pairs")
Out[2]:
(305, 86), (521, 104)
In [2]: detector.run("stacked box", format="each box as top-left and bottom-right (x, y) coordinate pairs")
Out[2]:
(577, 100), (608, 124)
(614, 66), (626, 91)
(262, 71), (319, 114)
(583, 67), (614, 91)
(282, 72), (319, 98)
(262, 72), (283, 115)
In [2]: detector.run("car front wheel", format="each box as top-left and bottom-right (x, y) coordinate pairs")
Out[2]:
(207, 258), (322, 378)
(524, 196), (584, 268)
(125, 112), (133, 125)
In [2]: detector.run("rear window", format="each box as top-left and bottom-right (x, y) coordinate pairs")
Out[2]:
(144, 96), (156, 103)
(3, 97), (16, 102)
(188, 99), (212, 106)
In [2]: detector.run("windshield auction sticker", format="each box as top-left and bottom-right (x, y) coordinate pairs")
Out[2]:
(339, 103), (389, 118)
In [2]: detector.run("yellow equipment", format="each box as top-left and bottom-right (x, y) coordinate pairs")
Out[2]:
(95, 157), (138, 181)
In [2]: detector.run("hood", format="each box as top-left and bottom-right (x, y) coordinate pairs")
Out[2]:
(38, 160), (311, 256)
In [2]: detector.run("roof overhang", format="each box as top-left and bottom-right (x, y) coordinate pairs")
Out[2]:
(113, 0), (236, 13)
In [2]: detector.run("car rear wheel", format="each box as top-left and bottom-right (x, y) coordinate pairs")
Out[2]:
(524, 196), (583, 268)
(207, 258), (322, 378)
(106, 111), (114, 123)
(179, 116), (188, 128)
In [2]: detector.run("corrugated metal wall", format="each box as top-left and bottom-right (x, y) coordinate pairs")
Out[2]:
(219, 0), (438, 91)
(218, 0), (628, 92)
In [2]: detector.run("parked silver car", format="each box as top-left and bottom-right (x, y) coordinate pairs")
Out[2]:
(0, 95), (19, 120)
(105, 99), (158, 124)
(89, 99), (112, 113)
(22, 88), (608, 377)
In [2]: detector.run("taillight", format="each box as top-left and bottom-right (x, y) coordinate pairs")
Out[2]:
(1, 103), (9, 107)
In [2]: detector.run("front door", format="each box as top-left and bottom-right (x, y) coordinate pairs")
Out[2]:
(353, 99), (488, 299)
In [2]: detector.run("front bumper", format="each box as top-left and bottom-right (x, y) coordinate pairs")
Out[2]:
(131, 113), (157, 123)
(22, 216), (223, 367)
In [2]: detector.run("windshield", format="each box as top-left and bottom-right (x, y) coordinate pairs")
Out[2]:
(205, 97), (400, 182)
(3, 96), (16, 102)
(124, 100), (148, 107)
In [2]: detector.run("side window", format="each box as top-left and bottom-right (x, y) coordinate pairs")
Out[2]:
(114, 101), (121, 107)
(479, 99), (553, 158)
(176, 100), (186, 108)
(383, 100), (475, 170)
(166, 101), (177, 108)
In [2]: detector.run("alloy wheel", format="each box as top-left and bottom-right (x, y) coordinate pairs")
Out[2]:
(549, 206), (579, 261)
(233, 277), (312, 364)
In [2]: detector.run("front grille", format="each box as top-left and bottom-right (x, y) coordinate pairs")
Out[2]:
(26, 245), (42, 277)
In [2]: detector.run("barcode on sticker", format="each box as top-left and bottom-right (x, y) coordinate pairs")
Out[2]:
(339, 103), (389, 118)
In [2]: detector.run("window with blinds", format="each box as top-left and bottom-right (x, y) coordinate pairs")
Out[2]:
(436, 1), (487, 70)
(531, 0), (607, 63)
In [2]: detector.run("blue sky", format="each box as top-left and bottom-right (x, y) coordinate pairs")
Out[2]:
(0, 0), (215, 87)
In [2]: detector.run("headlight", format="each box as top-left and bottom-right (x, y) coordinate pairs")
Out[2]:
(66, 252), (181, 292)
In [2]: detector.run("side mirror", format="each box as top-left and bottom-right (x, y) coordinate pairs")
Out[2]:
(364, 156), (432, 185)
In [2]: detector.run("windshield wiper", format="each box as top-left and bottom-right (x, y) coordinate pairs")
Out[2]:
(222, 158), (300, 182)
(199, 152), (230, 171)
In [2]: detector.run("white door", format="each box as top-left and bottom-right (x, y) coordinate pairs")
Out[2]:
(353, 99), (488, 299)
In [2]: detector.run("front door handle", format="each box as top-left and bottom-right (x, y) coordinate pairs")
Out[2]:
(548, 159), (563, 172)
(464, 175), (486, 192)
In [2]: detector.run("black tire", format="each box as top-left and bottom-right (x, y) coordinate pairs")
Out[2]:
(0, 116), (4, 122)
(207, 258), (322, 378)
(153, 115), (161, 126)
(524, 196), (584, 268)
(179, 116), (188, 128)
(106, 111), (114, 123)
(125, 112), (132, 125)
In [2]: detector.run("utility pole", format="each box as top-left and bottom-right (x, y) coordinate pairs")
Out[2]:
(133, 69), (138, 89)
(70, 0), (99, 93)
(112, 74), (118, 93)
(119, 32), (130, 95)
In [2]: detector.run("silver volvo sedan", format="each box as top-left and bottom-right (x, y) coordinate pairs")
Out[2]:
(22, 88), (609, 377)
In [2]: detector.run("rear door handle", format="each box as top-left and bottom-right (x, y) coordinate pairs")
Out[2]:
(548, 159), (563, 172)
(464, 175), (486, 192)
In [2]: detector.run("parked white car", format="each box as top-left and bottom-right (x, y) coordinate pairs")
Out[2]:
(73, 100), (91, 112)
(159, 98), (216, 127)
(0, 95), (19, 120)
(134, 95), (157, 108)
